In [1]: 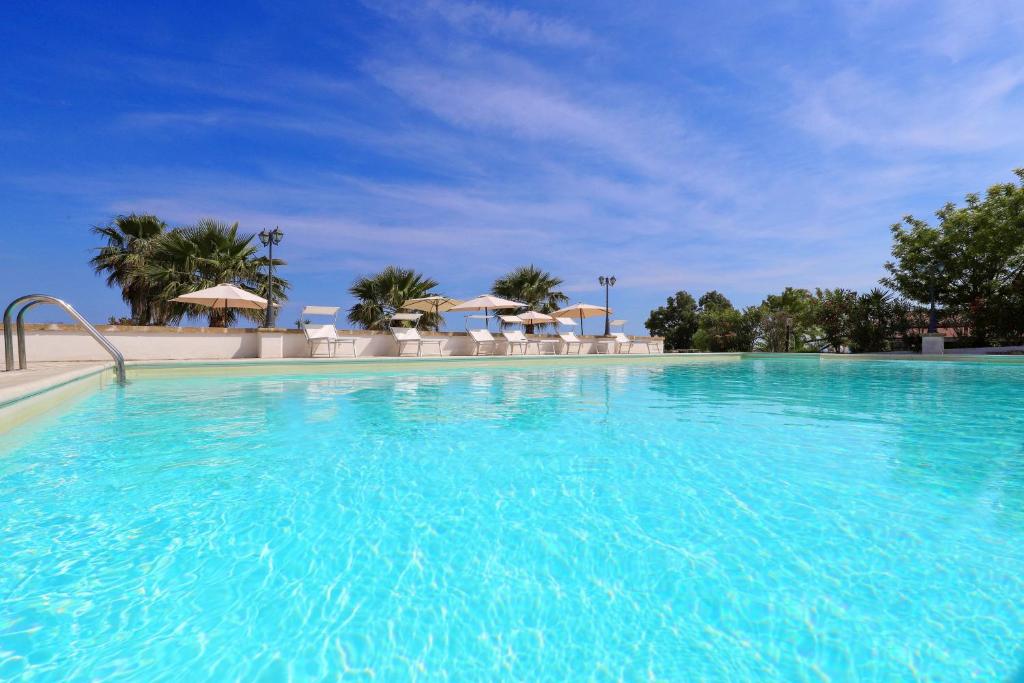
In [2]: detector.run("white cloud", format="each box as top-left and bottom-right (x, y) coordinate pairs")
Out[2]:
(789, 60), (1024, 152)
(424, 0), (595, 48)
(367, 0), (595, 49)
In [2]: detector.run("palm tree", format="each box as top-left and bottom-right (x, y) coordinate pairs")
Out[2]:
(491, 265), (568, 332)
(145, 219), (288, 327)
(347, 266), (441, 331)
(90, 214), (167, 325)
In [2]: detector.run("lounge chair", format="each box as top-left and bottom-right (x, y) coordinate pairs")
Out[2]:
(608, 320), (660, 354)
(390, 313), (443, 357)
(469, 329), (499, 355)
(501, 330), (529, 355)
(302, 323), (357, 357)
(559, 332), (584, 354)
(615, 332), (661, 353)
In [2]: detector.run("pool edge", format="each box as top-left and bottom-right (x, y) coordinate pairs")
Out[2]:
(0, 363), (115, 433)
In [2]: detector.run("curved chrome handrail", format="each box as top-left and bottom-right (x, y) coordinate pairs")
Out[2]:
(3, 294), (127, 384)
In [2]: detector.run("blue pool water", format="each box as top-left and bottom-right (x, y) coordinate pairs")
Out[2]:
(2, 357), (1024, 680)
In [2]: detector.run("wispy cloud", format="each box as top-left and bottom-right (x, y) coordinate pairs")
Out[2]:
(790, 61), (1024, 152)
(368, 0), (595, 48)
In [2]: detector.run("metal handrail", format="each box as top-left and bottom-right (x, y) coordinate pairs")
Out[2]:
(3, 294), (127, 384)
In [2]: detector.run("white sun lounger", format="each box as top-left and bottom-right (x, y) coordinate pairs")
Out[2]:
(500, 330), (529, 355)
(390, 313), (443, 357)
(614, 332), (659, 353)
(302, 322), (357, 357)
(559, 332), (584, 354)
(469, 329), (499, 355)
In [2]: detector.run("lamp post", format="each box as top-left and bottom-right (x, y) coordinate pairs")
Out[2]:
(258, 226), (284, 328)
(598, 275), (616, 336)
(927, 279), (938, 334)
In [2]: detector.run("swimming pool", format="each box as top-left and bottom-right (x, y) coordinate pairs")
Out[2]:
(2, 356), (1023, 679)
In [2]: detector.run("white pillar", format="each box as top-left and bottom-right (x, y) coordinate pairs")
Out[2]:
(921, 333), (945, 355)
(258, 330), (284, 359)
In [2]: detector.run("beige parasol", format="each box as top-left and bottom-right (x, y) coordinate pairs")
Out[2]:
(552, 303), (609, 335)
(171, 283), (269, 326)
(450, 295), (526, 330)
(516, 310), (555, 333)
(401, 296), (463, 316)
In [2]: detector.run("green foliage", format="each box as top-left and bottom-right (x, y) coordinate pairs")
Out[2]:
(644, 291), (699, 350)
(690, 292), (760, 351)
(491, 265), (568, 332)
(92, 215), (286, 327)
(145, 219), (288, 327)
(90, 213), (168, 325)
(698, 290), (732, 312)
(810, 288), (858, 353)
(347, 266), (440, 331)
(654, 286), (908, 354)
(848, 289), (911, 353)
(754, 287), (816, 352)
(883, 168), (1024, 344)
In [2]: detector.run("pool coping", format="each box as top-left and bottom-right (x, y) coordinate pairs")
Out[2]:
(0, 362), (116, 433)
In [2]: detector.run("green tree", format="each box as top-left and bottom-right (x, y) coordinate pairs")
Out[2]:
(698, 290), (733, 312)
(145, 219), (288, 327)
(755, 287), (816, 352)
(883, 168), (1024, 344)
(645, 291), (699, 350)
(810, 288), (858, 353)
(89, 213), (168, 325)
(491, 265), (568, 332)
(848, 289), (910, 353)
(347, 266), (440, 331)
(692, 292), (759, 352)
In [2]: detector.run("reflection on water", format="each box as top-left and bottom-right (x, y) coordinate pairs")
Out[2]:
(1, 358), (1024, 680)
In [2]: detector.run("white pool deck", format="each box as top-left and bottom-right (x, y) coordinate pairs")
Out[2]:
(0, 361), (113, 406)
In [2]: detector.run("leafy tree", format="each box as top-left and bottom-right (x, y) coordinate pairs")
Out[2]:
(145, 219), (288, 327)
(755, 287), (816, 352)
(645, 291), (699, 350)
(848, 288), (910, 353)
(692, 291), (759, 352)
(753, 307), (793, 352)
(698, 290), (733, 312)
(491, 265), (568, 333)
(811, 288), (858, 353)
(348, 266), (440, 331)
(90, 213), (168, 325)
(883, 168), (1024, 344)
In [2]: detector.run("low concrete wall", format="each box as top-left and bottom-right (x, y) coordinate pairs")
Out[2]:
(946, 345), (1024, 355)
(1, 324), (663, 362)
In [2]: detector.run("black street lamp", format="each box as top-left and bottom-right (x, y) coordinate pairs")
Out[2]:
(258, 226), (284, 328)
(598, 275), (616, 336)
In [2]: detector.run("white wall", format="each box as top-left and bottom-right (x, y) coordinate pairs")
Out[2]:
(1, 325), (662, 362)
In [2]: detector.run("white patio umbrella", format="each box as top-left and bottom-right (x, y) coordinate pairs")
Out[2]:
(552, 303), (609, 335)
(401, 296), (463, 317)
(400, 295), (463, 330)
(449, 294), (526, 330)
(171, 283), (269, 327)
(517, 310), (555, 333)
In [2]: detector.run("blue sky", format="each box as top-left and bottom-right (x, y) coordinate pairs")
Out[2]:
(3, 0), (1024, 331)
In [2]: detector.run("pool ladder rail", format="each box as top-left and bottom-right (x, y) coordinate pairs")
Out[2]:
(3, 294), (127, 385)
